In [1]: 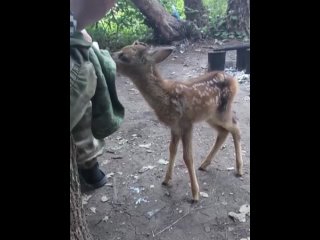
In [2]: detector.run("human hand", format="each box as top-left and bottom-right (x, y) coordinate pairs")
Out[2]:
(81, 29), (92, 42)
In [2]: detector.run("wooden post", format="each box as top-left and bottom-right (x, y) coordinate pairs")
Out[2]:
(236, 48), (247, 71)
(245, 49), (250, 74)
(208, 51), (226, 72)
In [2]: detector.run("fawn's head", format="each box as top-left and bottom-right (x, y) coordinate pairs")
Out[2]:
(112, 41), (174, 77)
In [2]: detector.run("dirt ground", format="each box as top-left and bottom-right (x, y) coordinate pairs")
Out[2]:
(83, 40), (250, 240)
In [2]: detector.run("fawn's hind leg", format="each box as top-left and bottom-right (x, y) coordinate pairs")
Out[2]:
(228, 125), (243, 176)
(220, 114), (243, 176)
(199, 123), (229, 171)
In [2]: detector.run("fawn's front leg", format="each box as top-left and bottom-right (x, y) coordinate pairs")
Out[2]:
(181, 126), (200, 202)
(162, 129), (180, 186)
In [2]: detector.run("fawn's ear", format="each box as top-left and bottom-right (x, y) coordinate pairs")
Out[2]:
(132, 40), (140, 46)
(146, 47), (174, 63)
(132, 40), (148, 47)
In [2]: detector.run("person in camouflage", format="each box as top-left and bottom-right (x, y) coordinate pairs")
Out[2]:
(70, 0), (124, 190)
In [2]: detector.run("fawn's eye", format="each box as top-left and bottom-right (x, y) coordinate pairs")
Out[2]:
(119, 53), (130, 63)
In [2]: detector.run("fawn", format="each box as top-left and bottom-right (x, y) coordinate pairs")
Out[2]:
(112, 41), (243, 202)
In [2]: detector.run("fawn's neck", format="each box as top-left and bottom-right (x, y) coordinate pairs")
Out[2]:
(130, 66), (171, 111)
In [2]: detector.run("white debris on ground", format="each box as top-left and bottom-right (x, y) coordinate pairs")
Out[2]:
(89, 207), (96, 214)
(101, 195), (109, 202)
(158, 159), (169, 165)
(146, 208), (161, 218)
(138, 165), (156, 173)
(81, 194), (92, 205)
(139, 143), (151, 148)
(102, 216), (109, 222)
(200, 192), (209, 198)
(129, 186), (142, 194)
(135, 197), (149, 205)
(225, 67), (250, 84)
(228, 204), (250, 222)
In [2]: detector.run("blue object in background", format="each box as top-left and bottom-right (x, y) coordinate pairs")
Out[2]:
(171, 5), (180, 20)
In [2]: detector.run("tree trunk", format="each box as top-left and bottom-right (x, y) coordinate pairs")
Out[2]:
(184, 0), (208, 28)
(131, 0), (196, 43)
(70, 136), (93, 240)
(226, 0), (250, 36)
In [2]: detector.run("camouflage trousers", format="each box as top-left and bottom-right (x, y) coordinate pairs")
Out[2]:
(70, 43), (104, 169)
(71, 101), (104, 169)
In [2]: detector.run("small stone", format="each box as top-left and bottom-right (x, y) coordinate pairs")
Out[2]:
(228, 211), (247, 222)
(200, 192), (209, 198)
(239, 204), (250, 214)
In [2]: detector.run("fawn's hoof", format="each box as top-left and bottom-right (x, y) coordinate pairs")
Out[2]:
(235, 170), (243, 177)
(191, 195), (200, 203)
(192, 192), (200, 203)
(198, 166), (207, 171)
(190, 199), (199, 204)
(162, 181), (170, 186)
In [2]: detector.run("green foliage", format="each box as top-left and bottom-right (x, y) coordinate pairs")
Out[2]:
(203, 0), (228, 22)
(203, 0), (248, 40)
(209, 14), (248, 40)
(87, 0), (152, 51)
(86, 0), (246, 50)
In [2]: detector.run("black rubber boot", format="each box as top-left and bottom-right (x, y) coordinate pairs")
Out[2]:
(78, 162), (107, 190)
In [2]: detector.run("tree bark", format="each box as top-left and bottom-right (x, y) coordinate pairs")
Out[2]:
(131, 0), (200, 43)
(226, 0), (250, 36)
(70, 136), (93, 240)
(184, 0), (208, 28)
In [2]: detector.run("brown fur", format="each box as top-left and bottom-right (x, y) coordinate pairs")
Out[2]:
(112, 42), (243, 202)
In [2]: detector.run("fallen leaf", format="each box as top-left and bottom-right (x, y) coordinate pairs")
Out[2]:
(138, 165), (156, 173)
(101, 196), (109, 202)
(106, 172), (114, 178)
(118, 139), (128, 145)
(82, 194), (92, 205)
(139, 143), (151, 148)
(158, 159), (169, 165)
(90, 207), (96, 214)
(129, 187), (141, 193)
(239, 204), (250, 214)
(135, 197), (149, 205)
